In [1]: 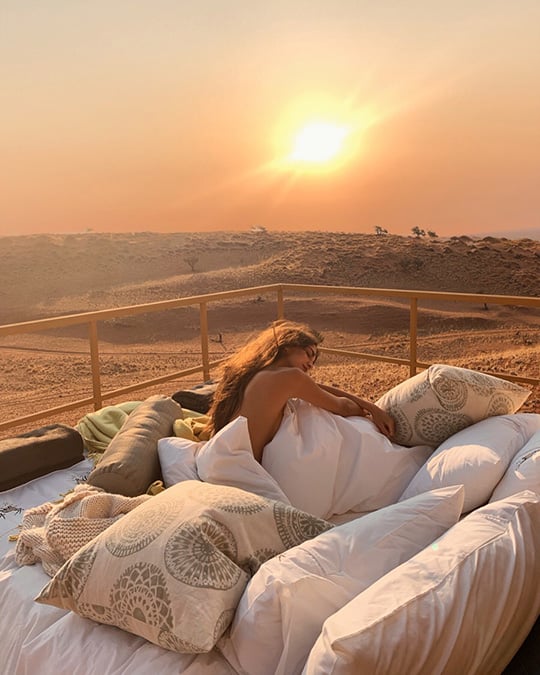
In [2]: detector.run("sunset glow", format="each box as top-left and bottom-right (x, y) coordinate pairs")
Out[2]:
(289, 122), (349, 164)
(1, 3), (539, 237)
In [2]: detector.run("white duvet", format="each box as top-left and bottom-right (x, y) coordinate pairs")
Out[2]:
(262, 399), (433, 518)
(194, 399), (432, 520)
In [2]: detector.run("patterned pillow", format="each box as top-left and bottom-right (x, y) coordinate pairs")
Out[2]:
(375, 364), (531, 447)
(35, 481), (331, 654)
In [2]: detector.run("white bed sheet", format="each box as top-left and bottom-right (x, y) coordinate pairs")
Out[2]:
(0, 461), (234, 675)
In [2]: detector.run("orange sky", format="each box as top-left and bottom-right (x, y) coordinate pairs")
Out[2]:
(1, 1), (539, 237)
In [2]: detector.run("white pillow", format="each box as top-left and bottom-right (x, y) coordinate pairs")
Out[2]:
(157, 436), (202, 486)
(304, 490), (540, 675)
(262, 399), (432, 519)
(195, 416), (291, 504)
(219, 486), (464, 675)
(400, 413), (540, 513)
(375, 364), (531, 446)
(490, 429), (540, 501)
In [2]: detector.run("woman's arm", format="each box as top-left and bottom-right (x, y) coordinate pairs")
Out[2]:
(239, 369), (365, 461)
(244, 369), (395, 439)
(318, 383), (396, 438)
(264, 369), (364, 418)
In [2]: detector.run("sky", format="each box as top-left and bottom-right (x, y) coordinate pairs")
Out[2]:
(1, 1), (539, 238)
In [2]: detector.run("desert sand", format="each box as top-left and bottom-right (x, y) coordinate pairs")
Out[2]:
(1, 230), (539, 438)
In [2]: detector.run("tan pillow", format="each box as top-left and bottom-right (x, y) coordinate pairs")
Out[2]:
(87, 395), (183, 496)
(376, 364), (530, 446)
(36, 480), (332, 654)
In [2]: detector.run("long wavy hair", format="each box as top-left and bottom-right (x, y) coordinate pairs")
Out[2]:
(206, 320), (323, 435)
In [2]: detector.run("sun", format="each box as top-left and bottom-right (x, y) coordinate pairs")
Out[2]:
(289, 122), (349, 164)
(269, 97), (366, 174)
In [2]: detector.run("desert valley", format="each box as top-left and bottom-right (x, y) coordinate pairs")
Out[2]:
(1, 230), (539, 438)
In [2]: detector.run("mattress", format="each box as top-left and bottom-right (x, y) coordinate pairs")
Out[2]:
(1, 413), (540, 674)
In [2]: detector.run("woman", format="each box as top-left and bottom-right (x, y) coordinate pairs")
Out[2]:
(206, 320), (395, 462)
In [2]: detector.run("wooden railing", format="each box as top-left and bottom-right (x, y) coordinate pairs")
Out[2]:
(1, 283), (539, 432)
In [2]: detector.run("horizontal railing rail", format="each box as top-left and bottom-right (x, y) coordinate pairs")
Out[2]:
(1, 284), (539, 432)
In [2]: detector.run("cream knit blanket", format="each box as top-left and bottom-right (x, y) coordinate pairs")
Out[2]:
(15, 484), (151, 577)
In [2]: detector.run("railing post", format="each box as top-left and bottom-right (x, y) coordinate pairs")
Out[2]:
(199, 302), (210, 381)
(409, 297), (418, 377)
(277, 286), (284, 320)
(89, 320), (103, 410)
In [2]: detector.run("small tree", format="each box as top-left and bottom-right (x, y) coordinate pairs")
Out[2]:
(412, 226), (425, 238)
(374, 226), (389, 236)
(427, 230), (438, 238)
(184, 254), (199, 273)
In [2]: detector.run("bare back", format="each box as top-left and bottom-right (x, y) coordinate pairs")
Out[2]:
(236, 369), (293, 462)
(236, 367), (362, 462)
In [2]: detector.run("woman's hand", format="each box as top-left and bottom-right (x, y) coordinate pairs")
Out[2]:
(364, 404), (396, 439)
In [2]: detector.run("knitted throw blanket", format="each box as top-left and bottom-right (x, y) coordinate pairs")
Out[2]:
(15, 484), (151, 577)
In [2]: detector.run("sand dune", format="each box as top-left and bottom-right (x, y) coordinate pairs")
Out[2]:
(1, 231), (539, 436)
(2, 230), (539, 321)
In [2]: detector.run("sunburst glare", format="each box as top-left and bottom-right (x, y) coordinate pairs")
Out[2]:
(290, 122), (349, 163)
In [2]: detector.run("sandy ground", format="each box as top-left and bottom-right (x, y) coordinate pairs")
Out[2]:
(1, 230), (539, 438)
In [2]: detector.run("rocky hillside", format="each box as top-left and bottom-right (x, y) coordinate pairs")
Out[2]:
(1, 231), (539, 323)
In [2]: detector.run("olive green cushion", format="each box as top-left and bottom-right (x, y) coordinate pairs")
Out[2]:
(0, 424), (84, 491)
(87, 395), (183, 496)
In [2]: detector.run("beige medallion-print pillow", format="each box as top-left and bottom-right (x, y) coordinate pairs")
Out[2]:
(36, 480), (332, 654)
(375, 364), (531, 447)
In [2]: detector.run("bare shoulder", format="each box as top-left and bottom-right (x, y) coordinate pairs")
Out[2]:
(244, 368), (311, 404)
(248, 368), (359, 417)
(248, 367), (307, 391)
